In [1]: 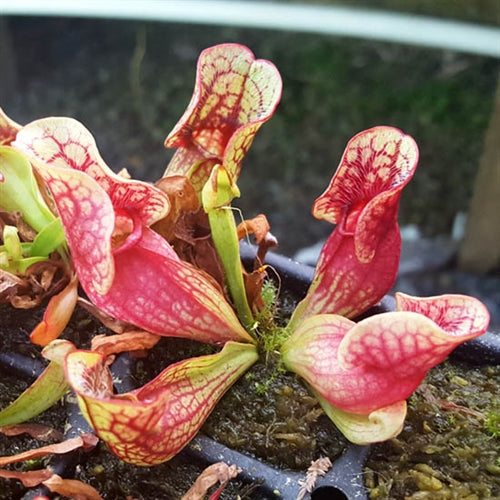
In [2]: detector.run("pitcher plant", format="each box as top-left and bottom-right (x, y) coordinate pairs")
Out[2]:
(0, 43), (490, 481)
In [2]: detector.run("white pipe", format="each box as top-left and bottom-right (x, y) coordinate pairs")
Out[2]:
(1, 0), (499, 58)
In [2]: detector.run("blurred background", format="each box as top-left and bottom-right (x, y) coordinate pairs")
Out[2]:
(1, 0), (499, 324)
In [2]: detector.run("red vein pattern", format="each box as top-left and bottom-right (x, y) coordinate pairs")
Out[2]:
(289, 127), (419, 324)
(164, 43), (282, 190)
(312, 126), (418, 263)
(14, 118), (252, 344)
(395, 292), (490, 337)
(65, 342), (258, 465)
(282, 295), (488, 415)
(14, 117), (170, 226)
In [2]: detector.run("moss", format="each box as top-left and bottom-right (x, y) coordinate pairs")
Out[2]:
(484, 410), (500, 438)
(365, 362), (500, 499)
(203, 350), (347, 470)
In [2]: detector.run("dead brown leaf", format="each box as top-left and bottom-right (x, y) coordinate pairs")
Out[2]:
(0, 468), (53, 487)
(43, 473), (103, 500)
(439, 400), (486, 419)
(152, 177), (230, 292)
(77, 297), (132, 333)
(0, 210), (37, 242)
(0, 269), (30, 304)
(244, 267), (267, 312)
(174, 234), (226, 293)
(237, 214), (270, 244)
(0, 423), (64, 442)
(0, 433), (98, 466)
(2, 259), (70, 309)
(418, 384), (485, 419)
(181, 462), (240, 500)
(91, 330), (161, 357)
(153, 175), (199, 242)
(237, 213), (278, 272)
(236, 214), (279, 313)
(0, 467), (104, 500)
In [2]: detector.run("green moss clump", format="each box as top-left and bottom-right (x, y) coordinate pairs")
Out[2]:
(202, 350), (348, 470)
(365, 362), (500, 499)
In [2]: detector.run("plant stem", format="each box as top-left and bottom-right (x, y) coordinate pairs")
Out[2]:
(208, 206), (254, 330)
(202, 165), (255, 331)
